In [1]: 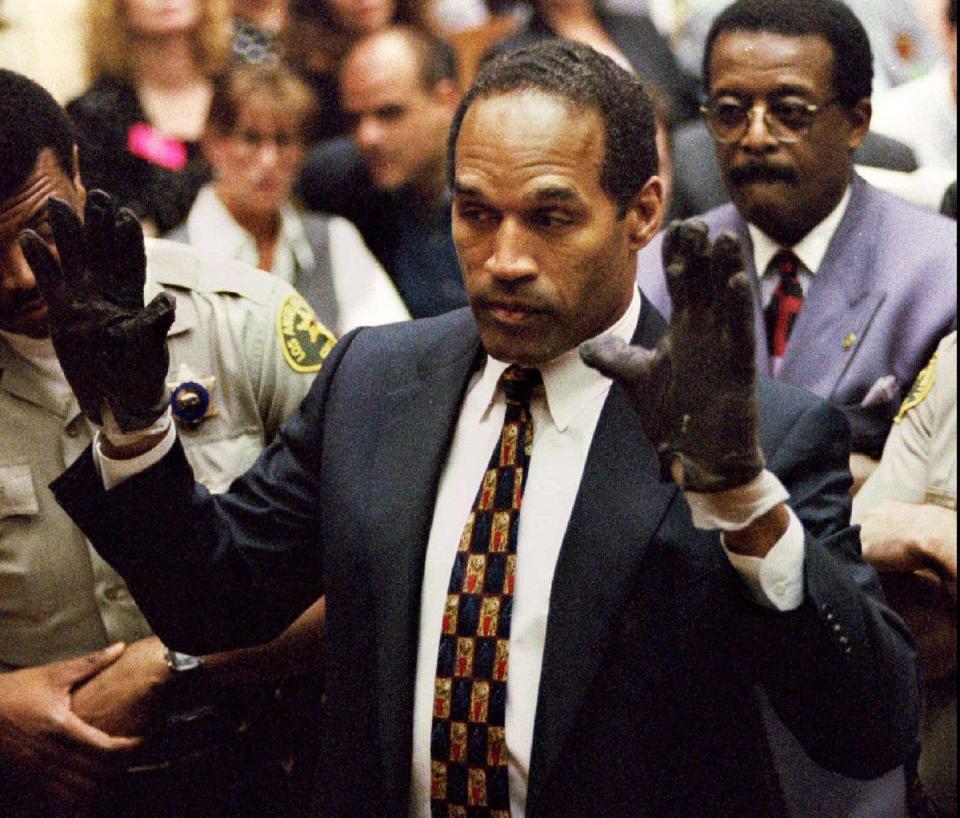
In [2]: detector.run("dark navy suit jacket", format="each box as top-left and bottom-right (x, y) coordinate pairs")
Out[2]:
(53, 301), (919, 817)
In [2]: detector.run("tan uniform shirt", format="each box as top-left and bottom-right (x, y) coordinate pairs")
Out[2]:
(853, 331), (957, 817)
(0, 239), (333, 670)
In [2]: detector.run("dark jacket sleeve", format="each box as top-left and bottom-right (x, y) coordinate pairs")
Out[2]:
(51, 328), (362, 655)
(747, 391), (921, 779)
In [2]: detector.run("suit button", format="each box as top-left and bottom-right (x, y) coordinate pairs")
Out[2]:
(65, 419), (83, 438)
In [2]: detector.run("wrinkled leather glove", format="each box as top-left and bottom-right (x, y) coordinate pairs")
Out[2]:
(581, 219), (764, 492)
(19, 190), (175, 431)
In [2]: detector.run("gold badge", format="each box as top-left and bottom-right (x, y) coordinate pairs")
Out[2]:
(277, 294), (336, 374)
(842, 333), (857, 351)
(895, 350), (939, 424)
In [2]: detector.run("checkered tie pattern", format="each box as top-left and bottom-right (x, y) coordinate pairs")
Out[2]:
(764, 249), (804, 376)
(430, 365), (542, 818)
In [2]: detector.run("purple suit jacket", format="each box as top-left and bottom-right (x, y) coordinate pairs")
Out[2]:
(637, 175), (958, 457)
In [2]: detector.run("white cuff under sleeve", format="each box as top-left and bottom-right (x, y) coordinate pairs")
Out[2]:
(93, 411), (177, 491)
(685, 469), (790, 532)
(723, 508), (806, 612)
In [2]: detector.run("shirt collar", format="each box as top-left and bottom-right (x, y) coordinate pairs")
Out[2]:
(749, 185), (852, 277)
(185, 184), (314, 277)
(474, 287), (643, 432)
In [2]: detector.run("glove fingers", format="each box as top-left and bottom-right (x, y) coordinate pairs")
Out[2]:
(580, 336), (658, 384)
(18, 230), (70, 316)
(663, 219), (710, 312)
(83, 190), (117, 298)
(47, 197), (87, 292)
(143, 292), (177, 341)
(710, 231), (743, 302)
(110, 208), (148, 311)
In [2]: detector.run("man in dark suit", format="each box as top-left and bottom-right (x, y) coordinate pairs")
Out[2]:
(26, 41), (919, 818)
(638, 0), (957, 483)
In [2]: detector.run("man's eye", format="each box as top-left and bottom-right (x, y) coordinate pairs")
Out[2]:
(240, 130), (263, 147)
(377, 106), (405, 122)
(713, 101), (747, 125)
(770, 100), (814, 128)
(458, 205), (495, 224)
(531, 211), (573, 229)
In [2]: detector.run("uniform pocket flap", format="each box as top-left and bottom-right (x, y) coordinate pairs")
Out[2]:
(0, 465), (40, 518)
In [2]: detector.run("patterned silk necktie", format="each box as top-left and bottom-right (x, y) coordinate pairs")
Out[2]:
(430, 365), (541, 818)
(764, 249), (804, 377)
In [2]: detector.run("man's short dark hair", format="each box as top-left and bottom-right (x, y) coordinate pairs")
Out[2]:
(948, 0), (956, 29)
(448, 40), (658, 217)
(0, 69), (76, 200)
(702, 0), (874, 109)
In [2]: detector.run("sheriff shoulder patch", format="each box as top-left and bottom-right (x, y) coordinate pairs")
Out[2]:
(895, 350), (939, 424)
(277, 294), (336, 373)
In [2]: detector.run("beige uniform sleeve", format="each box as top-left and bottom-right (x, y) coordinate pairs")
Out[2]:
(853, 333), (956, 521)
(246, 280), (337, 441)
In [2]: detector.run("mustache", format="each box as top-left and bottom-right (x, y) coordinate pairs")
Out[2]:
(729, 163), (800, 186)
(8, 287), (44, 313)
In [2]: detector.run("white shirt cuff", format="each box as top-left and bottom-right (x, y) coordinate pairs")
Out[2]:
(93, 417), (177, 491)
(723, 508), (806, 612)
(685, 469), (790, 532)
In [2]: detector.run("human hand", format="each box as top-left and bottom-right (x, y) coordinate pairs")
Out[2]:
(0, 644), (140, 813)
(860, 500), (958, 594)
(71, 636), (172, 738)
(581, 220), (762, 492)
(19, 190), (175, 431)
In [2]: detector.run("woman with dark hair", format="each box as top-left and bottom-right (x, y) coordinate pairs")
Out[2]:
(67, 0), (232, 235)
(486, 0), (700, 122)
(285, 0), (435, 139)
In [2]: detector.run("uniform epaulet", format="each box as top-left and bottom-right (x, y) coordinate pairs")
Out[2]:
(895, 349), (939, 424)
(145, 238), (282, 305)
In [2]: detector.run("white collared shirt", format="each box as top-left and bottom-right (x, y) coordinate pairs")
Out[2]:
(749, 186), (853, 309)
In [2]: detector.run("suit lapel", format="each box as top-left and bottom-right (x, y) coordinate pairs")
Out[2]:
(361, 314), (484, 804)
(778, 178), (887, 397)
(526, 301), (680, 815)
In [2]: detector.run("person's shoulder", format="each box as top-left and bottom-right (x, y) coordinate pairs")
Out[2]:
(145, 238), (294, 306)
(757, 375), (843, 434)
(860, 178), (958, 238)
(337, 308), (477, 374)
(66, 76), (135, 116)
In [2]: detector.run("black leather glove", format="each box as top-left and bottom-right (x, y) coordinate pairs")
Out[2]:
(581, 220), (764, 493)
(19, 191), (176, 432)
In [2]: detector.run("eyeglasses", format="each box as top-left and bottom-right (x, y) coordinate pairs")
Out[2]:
(700, 96), (841, 144)
(233, 128), (302, 153)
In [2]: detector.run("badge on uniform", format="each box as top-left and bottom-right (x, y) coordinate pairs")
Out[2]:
(277, 294), (336, 374)
(167, 364), (218, 428)
(895, 350), (939, 424)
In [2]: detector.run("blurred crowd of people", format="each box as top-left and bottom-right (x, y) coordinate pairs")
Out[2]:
(0, 0), (956, 817)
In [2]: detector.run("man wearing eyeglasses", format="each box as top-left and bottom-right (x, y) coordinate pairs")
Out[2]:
(639, 1), (956, 816)
(638, 0), (956, 496)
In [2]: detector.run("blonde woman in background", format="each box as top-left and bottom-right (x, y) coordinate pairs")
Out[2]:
(67, 0), (231, 234)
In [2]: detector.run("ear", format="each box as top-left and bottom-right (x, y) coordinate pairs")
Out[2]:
(624, 176), (665, 252)
(845, 98), (872, 152)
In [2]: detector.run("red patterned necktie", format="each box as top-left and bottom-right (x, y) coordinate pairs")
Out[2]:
(764, 249), (804, 376)
(430, 365), (541, 818)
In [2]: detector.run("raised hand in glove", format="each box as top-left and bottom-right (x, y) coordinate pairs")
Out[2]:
(19, 190), (175, 432)
(581, 219), (763, 493)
